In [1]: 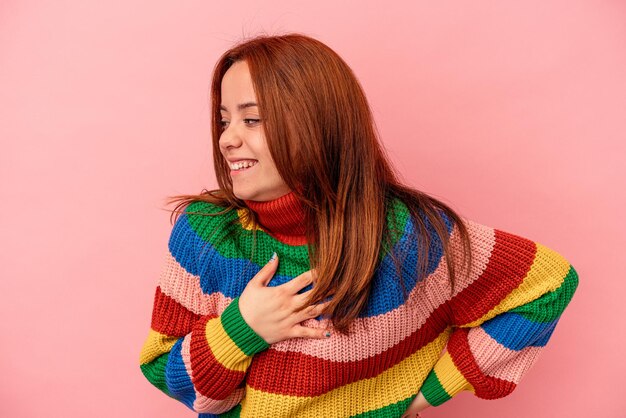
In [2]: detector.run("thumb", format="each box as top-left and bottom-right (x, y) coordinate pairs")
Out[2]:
(255, 252), (279, 287)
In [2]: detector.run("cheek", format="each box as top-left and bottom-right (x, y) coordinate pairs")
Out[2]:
(265, 161), (281, 177)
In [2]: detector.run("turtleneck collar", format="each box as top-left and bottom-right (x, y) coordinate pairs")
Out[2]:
(243, 191), (308, 245)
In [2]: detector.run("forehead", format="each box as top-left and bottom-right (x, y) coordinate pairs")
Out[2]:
(221, 61), (256, 101)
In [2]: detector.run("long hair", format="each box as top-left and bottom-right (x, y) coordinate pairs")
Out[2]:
(166, 33), (473, 335)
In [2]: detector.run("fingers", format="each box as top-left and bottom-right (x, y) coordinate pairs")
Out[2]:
(281, 269), (317, 294)
(294, 288), (334, 305)
(293, 299), (332, 323)
(253, 252), (279, 287)
(290, 324), (332, 340)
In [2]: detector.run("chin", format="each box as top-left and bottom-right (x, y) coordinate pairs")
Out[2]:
(233, 188), (262, 201)
(233, 187), (289, 202)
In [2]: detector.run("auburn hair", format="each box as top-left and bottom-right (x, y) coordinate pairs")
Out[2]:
(166, 33), (473, 335)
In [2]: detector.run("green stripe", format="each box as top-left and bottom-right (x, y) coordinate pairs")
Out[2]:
(350, 395), (414, 417)
(385, 198), (411, 243)
(219, 403), (242, 417)
(140, 355), (171, 396)
(510, 265), (579, 322)
(420, 369), (452, 407)
(185, 198), (414, 277)
(186, 201), (311, 275)
(221, 297), (270, 356)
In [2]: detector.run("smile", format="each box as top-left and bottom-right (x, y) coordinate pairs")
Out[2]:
(229, 160), (258, 172)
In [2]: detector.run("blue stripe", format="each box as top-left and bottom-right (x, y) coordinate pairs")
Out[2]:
(168, 213), (204, 277)
(171, 204), (454, 317)
(482, 312), (560, 350)
(165, 338), (196, 409)
(362, 210), (452, 316)
(169, 214), (298, 294)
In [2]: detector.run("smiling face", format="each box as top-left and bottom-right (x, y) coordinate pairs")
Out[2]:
(218, 60), (291, 202)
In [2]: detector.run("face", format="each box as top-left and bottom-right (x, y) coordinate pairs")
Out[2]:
(218, 60), (291, 201)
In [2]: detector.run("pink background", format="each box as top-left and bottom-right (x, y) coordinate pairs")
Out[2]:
(1, 1), (624, 417)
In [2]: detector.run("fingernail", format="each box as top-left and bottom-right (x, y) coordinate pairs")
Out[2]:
(324, 331), (331, 338)
(269, 252), (277, 262)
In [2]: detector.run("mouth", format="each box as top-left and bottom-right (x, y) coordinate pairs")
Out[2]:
(228, 159), (258, 174)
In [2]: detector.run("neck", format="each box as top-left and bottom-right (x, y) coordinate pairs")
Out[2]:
(244, 191), (307, 245)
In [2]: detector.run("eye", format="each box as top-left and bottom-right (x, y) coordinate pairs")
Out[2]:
(219, 119), (229, 128)
(244, 118), (261, 126)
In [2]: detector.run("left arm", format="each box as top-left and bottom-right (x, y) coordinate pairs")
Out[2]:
(419, 219), (579, 407)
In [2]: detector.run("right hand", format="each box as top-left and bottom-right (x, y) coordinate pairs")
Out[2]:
(238, 253), (332, 345)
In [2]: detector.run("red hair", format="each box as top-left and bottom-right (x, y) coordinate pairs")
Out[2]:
(167, 33), (473, 334)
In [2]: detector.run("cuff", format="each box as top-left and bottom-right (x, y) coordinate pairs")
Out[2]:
(421, 352), (474, 406)
(220, 297), (270, 356)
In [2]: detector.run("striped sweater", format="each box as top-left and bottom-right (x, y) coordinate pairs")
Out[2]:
(139, 191), (578, 417)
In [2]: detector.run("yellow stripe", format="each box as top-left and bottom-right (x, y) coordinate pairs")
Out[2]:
(433, 351), (474, 396)
(205, 317), (252, 372)
(240, 329), (452, 418)
(139, 329), (179, 365)
(461, 243), (571, 328)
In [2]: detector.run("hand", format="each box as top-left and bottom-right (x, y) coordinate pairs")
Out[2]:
(401, 391), (431, 418)
(238, 253), (332, 345)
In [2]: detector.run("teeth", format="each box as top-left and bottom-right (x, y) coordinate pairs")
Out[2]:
(229, 160), (258, 170)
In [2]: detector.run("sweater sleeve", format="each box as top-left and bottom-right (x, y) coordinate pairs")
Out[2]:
(138, 212), (270, 414)
(420, 218), (579, 406)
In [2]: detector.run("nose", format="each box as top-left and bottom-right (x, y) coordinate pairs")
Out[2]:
(219, 123), (243, 151)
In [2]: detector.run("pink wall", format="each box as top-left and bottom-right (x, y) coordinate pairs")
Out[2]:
(1, 1), (623, 417)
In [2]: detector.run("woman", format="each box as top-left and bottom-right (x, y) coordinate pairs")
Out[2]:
(139, 33), (578, 418)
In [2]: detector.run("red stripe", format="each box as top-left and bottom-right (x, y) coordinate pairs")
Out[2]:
(189, 316), (247, 400)
(449, 229), (537, 325)
(151, 286), (201, 336)
(447, 328), (517, 399)
(246, 304), (451, 396)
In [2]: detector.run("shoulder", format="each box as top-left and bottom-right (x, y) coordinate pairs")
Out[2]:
(168, 200), (239, 268)
(384, 196), (456, 238)
(177, 200), (239, 235)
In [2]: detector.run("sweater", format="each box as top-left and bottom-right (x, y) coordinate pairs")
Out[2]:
(139, 191), (579, 417)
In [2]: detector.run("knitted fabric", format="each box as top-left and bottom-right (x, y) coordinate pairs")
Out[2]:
(139, 191), (578, 417)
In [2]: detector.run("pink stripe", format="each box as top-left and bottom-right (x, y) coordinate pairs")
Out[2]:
(449, 219), (497, 297)
(180, 334), (194, 379)
(180, 332), (244, 413)
(468, 326), (543, 383)
(170, 220), (495, 364)
(267, 221), (494, 362)
(158, 251), (222, 316)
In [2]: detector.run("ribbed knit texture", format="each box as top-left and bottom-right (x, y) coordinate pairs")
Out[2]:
(244, 192), (308, 245)
(139, 191), (579, 417)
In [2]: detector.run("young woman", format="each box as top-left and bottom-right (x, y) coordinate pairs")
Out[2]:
(139, 33), (579, 418)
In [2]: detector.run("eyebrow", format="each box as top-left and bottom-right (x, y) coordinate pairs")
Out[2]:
(219, 102), (258, 111)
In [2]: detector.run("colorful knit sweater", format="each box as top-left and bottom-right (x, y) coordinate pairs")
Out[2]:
(139, 191), (578, 417)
